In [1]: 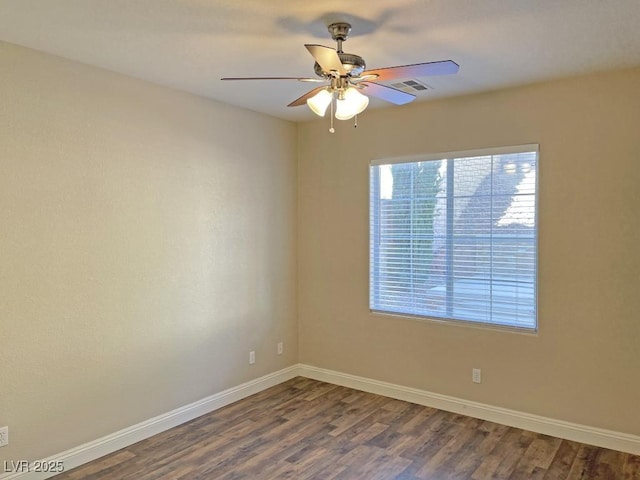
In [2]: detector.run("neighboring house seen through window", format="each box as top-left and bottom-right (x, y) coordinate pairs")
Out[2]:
(369, 145), (538, 330)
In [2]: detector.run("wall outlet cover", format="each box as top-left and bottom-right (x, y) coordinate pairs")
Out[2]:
(0, 426), (8, 447)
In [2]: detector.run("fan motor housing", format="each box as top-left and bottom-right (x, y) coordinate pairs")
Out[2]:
(314, 52), (366, 78)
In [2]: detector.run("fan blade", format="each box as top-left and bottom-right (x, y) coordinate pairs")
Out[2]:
(287, 87), (327, 107)
(221, 77), (324, 82)
(362, 60), (459, 81)
(361, 82), (415, 105)
(305, 45), (346, 76)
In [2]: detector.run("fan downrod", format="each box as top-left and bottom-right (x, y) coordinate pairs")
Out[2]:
(328, 22), (352, 53)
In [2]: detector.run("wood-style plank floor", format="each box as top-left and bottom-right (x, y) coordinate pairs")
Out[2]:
(54, 377), (640, 479)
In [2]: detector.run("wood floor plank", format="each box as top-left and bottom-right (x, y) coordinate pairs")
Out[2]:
(509, 435), (563, 478)
(625, 454), (640, 480)
(414, 418), (483, 478)
(471, 427), (533, 479)
(52, 378), (640, 480)
(566, 443), (602, 479)
(543, 440), (581, 479)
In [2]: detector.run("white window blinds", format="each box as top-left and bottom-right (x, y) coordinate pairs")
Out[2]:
(370, 146), (538, 330)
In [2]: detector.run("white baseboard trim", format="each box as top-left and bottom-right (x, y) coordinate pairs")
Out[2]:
(0, 365), (299, 480)
(298, 364), (640, 455)
(4, 362), (638, 479)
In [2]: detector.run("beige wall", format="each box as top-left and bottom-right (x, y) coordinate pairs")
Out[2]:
(0, 41), (297, 462)
(298, 68), (640, 435)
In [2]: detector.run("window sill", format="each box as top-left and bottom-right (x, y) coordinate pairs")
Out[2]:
(370, 309), (539, 336)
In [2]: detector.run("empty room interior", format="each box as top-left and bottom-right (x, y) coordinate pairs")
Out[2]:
(1, 1), (639, 479)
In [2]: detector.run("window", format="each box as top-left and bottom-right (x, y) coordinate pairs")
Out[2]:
(369, 145), (538, 330)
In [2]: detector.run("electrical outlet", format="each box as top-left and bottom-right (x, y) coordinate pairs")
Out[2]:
(472, 368), (482, 384)
(277, 342), (283, 355)
(249, 351), (255, 365)
(0, 426), (8, 447)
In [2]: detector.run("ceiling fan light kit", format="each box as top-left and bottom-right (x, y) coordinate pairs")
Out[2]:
(222, 22), (459, 133)
(306, 88), (333, 116)
(334, 87), (369, 120)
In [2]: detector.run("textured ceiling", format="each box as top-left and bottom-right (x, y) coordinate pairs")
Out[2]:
(1, 0), (639, 121)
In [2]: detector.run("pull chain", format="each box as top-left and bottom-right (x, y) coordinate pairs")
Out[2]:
(329, 99), (335, 133)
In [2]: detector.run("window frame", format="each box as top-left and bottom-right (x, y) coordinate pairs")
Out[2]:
(369, 144), (540, 333)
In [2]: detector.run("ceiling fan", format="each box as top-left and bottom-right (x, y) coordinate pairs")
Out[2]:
(221, 22), (459, 131)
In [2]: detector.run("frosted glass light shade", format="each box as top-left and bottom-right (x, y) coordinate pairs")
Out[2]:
(306, 89), (333, 117)
(335, 87), (369, 120)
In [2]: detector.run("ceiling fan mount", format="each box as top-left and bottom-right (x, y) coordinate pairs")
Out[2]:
(327, 22), (352, 43)
(221, 20), (459, 129)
